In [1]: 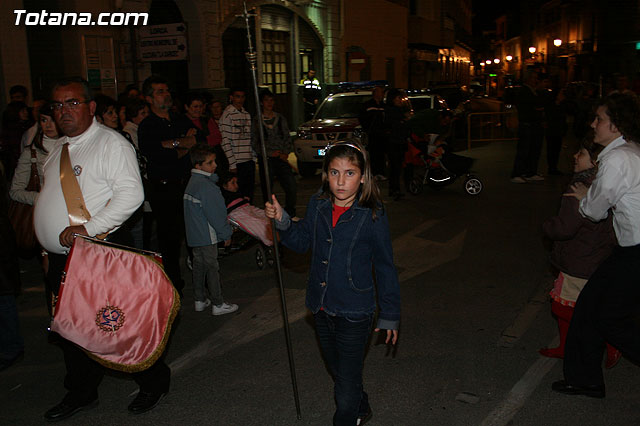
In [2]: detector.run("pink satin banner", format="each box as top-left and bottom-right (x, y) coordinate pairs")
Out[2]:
(51, 237), (179, 372)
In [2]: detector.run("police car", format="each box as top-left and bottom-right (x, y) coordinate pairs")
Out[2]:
(294, 89), (372, 177)
(293, 84), (446, 177)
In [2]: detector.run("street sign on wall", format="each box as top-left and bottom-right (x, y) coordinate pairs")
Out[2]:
(138, 23), (188, 62)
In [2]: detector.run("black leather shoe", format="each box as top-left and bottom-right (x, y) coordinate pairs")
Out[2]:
(357, 408), (372, 425)
(44, 399), (98, 422)
(128, 391), (166, 414)
(552, 380), (605, 398)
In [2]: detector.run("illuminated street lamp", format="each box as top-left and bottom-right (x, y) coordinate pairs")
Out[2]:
(554, 39), (562, 47)
(529, 46), (537, 54)
(505, 55), (513, 61)
(494, 58), (500, 64)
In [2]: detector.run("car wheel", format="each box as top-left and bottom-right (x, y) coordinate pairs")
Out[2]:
(408, 178), (423, 195)
(297, 161), (317, 178)
(464, 176), (482, 195)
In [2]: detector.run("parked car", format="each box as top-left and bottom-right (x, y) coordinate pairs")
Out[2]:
(293, 91), (371, 177)
(406, 91), (449, 112)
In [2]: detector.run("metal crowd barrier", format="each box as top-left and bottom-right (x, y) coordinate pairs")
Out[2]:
(466, 111), (519, 150)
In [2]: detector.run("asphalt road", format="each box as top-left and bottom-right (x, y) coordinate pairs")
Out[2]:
(2, 136), (640, 425)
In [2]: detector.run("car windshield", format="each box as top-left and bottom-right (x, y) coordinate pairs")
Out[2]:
(315, 94), (371, 119)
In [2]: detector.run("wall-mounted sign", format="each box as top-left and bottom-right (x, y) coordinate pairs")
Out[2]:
(138, 23), (188, 62)
(348, 52), (367, 72)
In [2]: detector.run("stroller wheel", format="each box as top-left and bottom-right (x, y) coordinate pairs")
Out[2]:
(255, 245), (266, 270)
(464, 176), (483, 195)
(408, 178), (423, 195)
(266, 247), (275, 268)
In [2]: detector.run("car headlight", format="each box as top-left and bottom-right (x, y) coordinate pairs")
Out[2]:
(297, 128), (312, 140)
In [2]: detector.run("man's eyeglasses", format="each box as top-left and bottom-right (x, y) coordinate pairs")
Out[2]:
(52, 100), (89, 111)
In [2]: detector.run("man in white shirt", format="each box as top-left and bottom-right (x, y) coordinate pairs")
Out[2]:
(552, 92), (640, 398)
(34, 77), (170, 421)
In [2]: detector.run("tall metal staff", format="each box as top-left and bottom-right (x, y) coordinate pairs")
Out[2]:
(239, 2), (301, 419)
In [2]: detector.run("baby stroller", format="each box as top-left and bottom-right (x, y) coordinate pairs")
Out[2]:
(224, 198), (277, 270)
(405, 133), (483, 196)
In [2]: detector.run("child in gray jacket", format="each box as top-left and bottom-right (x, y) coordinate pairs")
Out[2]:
(183, 144), (238, 315)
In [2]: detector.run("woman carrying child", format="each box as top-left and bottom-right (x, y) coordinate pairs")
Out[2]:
(265, 140), (400, 426)
(540, 138), (620, 367)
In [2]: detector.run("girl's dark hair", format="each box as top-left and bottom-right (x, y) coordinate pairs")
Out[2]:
(94, 94), (117, 122)
(579, 134), (604, 163)
(218, 171), (238, 187)
(599, 92), (640, 143)
(32, 101), (57, 154)
(319, 139), (384, 219)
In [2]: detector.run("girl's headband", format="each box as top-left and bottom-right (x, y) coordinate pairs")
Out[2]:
(324, 141), (364, 155)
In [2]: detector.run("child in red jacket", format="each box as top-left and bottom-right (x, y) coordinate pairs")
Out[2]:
(540, 138), (620, 368)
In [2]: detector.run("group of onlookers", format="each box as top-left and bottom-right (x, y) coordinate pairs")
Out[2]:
(0, 74), (300, 420)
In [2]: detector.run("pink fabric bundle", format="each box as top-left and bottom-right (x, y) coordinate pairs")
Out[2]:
(51, 236), (180, 372)
(229, 203), (274, 246)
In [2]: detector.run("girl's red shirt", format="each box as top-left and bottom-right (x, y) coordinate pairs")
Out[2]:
(332, 204), (350, 227)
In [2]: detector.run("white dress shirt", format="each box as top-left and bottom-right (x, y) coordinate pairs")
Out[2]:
(580, 136), (640, 246)
(34, 119), (143, 254)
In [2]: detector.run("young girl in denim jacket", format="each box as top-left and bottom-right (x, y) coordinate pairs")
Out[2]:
(265, 140), (401, 426)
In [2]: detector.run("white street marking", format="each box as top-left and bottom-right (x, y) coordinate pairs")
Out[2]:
(392, 220), (466, 282)
(480, 339), (559, 426)
(169, 288), (307, 374)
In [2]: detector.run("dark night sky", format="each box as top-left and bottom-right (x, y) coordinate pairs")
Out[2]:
(472, 0), (514, 34)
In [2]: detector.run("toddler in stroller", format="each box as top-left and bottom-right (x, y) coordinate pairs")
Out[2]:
(219, 173), (276, 269)
(404, 131), (483, 195)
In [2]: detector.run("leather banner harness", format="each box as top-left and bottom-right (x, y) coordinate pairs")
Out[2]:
(50, 143), (180, 372)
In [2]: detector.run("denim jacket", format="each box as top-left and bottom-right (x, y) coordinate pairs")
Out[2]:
(276, 194), (401, 330)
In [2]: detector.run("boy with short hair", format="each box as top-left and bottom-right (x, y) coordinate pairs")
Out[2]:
(183, 144), (238, 315)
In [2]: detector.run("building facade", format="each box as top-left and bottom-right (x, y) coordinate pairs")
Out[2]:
(488, 0), (640, 91)
(1, 0), (473, 126)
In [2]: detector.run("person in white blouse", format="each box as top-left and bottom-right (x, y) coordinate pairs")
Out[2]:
(10, 102), (59, 205)
(552, 92), (640, 399)
(10, 102), (59, 310)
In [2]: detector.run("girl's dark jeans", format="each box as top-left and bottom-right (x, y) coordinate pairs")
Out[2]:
(314, 310), (373, 426)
